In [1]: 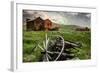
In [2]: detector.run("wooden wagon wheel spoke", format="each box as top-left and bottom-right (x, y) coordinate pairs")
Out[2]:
(47, 51), (54, 54)
(38, 44), (44, 51)
(38, 33), (65, 61)
(47, 54), (52, 60)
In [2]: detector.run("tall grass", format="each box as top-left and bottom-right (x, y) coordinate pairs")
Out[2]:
(23, 25), (91, 62)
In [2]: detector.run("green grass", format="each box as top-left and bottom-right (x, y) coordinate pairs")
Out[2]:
(23, 25), (91, 62)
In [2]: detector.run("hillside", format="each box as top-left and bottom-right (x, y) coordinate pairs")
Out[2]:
(23, 25), (91, 62)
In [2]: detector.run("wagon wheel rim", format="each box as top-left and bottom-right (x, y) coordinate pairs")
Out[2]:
(45, 34), (65, 61)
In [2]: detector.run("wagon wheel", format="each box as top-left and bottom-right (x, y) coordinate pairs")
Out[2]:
(38, 34), (65, 61)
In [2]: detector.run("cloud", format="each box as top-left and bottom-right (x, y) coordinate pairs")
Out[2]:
(86, 14), (91, 18)
(23, 10), (91, 27)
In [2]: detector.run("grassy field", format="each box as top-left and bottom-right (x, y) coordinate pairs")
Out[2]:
(23, 25), (91, 62)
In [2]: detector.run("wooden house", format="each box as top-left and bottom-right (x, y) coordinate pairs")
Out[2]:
(26, 17), (44, 31)
(26, 17), (59, 31)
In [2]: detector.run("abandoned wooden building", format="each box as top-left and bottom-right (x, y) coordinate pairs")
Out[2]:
(26, 17), (44, 31)
(26, 17), (60, 31)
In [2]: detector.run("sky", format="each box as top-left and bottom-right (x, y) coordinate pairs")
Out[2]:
(23, 10), (91, 27)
